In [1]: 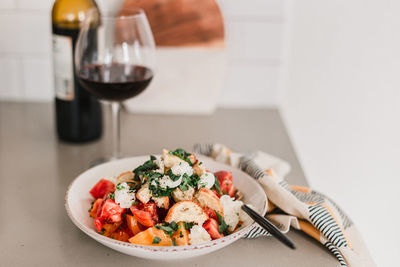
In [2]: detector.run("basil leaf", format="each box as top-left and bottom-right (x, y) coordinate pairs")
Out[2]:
(152, 236), (161, 244)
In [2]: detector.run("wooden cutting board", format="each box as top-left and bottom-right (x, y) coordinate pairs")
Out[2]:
(121, 0), (225, 47)
(122, 0), (226, 114)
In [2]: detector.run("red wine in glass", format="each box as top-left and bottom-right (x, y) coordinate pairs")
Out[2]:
(75, 8), (156, 162)
(78, 64), (153, 101)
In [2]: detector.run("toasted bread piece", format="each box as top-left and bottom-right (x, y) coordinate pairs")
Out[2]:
(153, 196), (170, 209)
(136, 183), (151, 204)
(137, 183), (170, 208)
(192, 161), (205, 176)
(187, 154), (197, 165)
(116, 171), (139, 189)
(171, 187), (195, 202)
(194, 188), (224, 216)
(165, 201), (209, 225)
(162, 149), (185, 168)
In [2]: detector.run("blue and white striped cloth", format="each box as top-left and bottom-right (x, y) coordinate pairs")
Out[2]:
(194, 144), (375, 267)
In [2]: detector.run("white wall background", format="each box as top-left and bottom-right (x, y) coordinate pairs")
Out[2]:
(0, 0), (285, 107)
(281, 0), (400, 266)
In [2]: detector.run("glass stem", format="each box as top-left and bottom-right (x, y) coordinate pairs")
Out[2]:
(111, 102), (121, 159)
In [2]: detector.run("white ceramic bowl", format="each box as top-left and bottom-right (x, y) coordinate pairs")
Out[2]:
(65, 155), (268, 260)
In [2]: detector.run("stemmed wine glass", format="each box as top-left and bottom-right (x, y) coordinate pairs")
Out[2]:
(75, 8), (156, 162)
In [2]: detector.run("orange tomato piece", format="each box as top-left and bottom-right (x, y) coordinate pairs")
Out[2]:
(89, 198), (103, 218)
(110, 230), (130, 242)
(126, 215), (142, 236)
(172, 222), (189, 246)
(102, 222), (122, 237)
(128, 227), (172, 246)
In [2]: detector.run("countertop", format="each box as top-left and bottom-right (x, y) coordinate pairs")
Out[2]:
(0, 102), (339, 266)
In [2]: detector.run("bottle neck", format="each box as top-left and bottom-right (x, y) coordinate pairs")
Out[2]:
(52, 0), (99, 29)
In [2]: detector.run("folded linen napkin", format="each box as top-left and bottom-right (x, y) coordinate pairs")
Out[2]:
(194, 144), (375, 267)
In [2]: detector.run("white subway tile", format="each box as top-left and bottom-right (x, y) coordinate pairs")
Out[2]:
(225, 21), (283, 61)
(0, 13), (51, 54)
(0, 57), (22, 100)
(217, 0), (284, 18)
(0, 0), (15, 9)
(218, 63), (279, 107)
(17, 0), (52, 10)
(22, 57), (53, 101)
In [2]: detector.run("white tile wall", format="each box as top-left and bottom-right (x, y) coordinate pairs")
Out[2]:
(226, 21), (283, 62)
(219, 64), (279, 106)
(0, 13), (51, 54)
(16, 0), (52, 10)
(217, 0), (284, 18)
(0, 57), (21, 100)
(0, 0), (286, 108)
(0, 0), (15, 9)
(22, 56), (53, 101)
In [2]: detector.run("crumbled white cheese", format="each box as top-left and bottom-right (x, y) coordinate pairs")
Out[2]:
(198, 172), (215, 189)
(171, 161), (193, 176)
(220, 195), (243, 232)
(155, 156), (164, 173)
(114, 182), (136, 209)
(189, 225), (211, 245)
(158, 175), (182, 189)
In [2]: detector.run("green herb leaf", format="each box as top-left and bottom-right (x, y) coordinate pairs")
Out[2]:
(152, 236), (161, 244)
(133, 157), (158, 180)
(183, 222), (194, 230)
(213, 178), (222, 195)
(169, 221), (179, 231)
(167, 169), (181, 182)
(215, 211), (230, 235)
(169, 148), (193, 166)
(150, 155), (156, 161)
(107, 192), (115, 200)
(116, 183), (126, 191)
(154, 222), (180, 237)
(172, 238), (177, 246)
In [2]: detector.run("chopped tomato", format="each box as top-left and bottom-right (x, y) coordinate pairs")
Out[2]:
(90, 179), (115, 199)
(214, 171), (233, 182)
(214, 171), (235, 197)
(99, 199), (124, 223)
(130, 203), (158, 228)
(143, 202), (158, 223)
(126, 215), (142, 235)
(110, 229), (131, 242)
(94, 217), (103, 232)
(212, 189), (221, 198)
(101, 222), (122, 236)
(203, 206), (217, 220)
(227, 186), (236, 198)
(203, 218), (223, 240)
(89, 198), (103, 218)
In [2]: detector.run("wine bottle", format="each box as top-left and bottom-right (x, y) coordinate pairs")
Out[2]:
(52, 0), (102, 143)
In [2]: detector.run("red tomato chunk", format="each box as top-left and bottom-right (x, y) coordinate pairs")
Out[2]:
(90, 179), (115, 199)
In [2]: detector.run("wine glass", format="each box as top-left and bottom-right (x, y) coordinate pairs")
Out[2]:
(75, 8), (156, 162)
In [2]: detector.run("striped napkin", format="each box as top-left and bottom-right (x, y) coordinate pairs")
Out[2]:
(194, 144), (375, 267)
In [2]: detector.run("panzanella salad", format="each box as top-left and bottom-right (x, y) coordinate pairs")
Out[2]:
(88, 149), (253, 246)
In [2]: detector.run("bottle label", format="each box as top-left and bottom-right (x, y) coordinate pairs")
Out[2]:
(52, 34), (74, 101)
